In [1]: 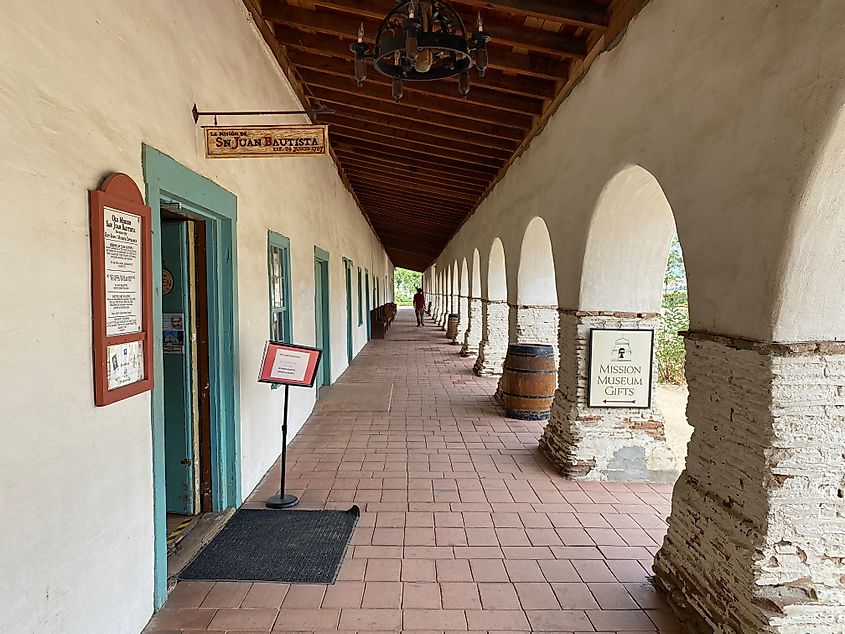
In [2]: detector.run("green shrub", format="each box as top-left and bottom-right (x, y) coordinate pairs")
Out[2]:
(394, 267), (421, 306)
(657, 290), (688, 384)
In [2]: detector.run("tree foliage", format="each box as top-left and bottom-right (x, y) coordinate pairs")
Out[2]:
(394, 267), (422, 306)
(657, 235), (689, 384)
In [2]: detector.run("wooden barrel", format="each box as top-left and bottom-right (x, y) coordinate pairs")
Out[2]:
(499, 343), (556, 420)
(445, 314), (460, 341)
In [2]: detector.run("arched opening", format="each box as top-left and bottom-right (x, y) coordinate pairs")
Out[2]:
(461, 249), (483, 357)
(541, 165), (691, 482)
(518, 217), (557, 306)
(514, 216), (559, 358)
(451, 260), (459, 315)
(475, 238), (510, 376)
(457, 258), (469, 342)
(487, 238), (507, 301)
(471, 249), (481, 298)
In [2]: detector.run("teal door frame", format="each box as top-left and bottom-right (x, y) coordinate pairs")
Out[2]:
(143, 145), (241, 609)
(314, 246), (331, 390)
(364, 269), (371, 340)
(343, 257), (353, 363)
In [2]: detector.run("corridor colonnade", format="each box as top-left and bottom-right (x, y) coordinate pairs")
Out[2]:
(424, 2), (845, 632)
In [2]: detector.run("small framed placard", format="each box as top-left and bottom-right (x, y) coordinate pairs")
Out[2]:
(258, 341), (323, 387)
(588, 329), (654, 408)
(90, 173), (154, 406)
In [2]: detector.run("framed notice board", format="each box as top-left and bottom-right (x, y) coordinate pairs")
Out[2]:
(258, 341), (323, 388)
(89, 173), (154, 405)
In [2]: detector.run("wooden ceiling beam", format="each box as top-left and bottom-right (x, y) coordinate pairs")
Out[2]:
(263, 2), (586, 59)
(349, 172), (480, 202)
(345, 167), (486, 197)
(354, 184), (472, 211)
(320, 113), (511, 160)
(330, 124), (506, 169)
(272, 24), (569, 80)
(298, 68), (534, 130)
(335, 151), (492, 186)
(310, 86), (525, 142)
(288, 50), (544, 115)
(317, 105), (518, 152)
(343, 164), (488, 195)
(333, 137), (498, 177)
(354, 189), (469, 215)
(456, 0), (609, 30)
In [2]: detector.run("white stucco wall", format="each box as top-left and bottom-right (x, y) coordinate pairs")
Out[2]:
(431, 0), (845, 343)
(0, 1), (390, 633)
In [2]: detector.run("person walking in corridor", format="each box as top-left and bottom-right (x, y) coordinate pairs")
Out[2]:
(413, 287), (425, 326)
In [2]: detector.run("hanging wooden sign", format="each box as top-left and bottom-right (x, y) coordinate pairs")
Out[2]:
(204, 125), (329, 158)
(89, 173), (154, 406)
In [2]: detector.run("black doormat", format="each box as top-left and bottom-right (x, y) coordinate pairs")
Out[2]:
(179, 506), (359, 583)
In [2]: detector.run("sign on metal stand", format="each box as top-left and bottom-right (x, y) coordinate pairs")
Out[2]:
(258, 341), (323, 508)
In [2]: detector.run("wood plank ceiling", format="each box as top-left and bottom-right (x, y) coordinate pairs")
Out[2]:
(242, 0), (646, 270)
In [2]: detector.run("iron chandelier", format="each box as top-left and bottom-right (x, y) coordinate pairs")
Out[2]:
(350, 0), (491, 102)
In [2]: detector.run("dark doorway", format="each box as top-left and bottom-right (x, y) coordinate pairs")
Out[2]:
(160, 206), (212, 552)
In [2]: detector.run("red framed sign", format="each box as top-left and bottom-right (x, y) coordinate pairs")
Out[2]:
(89, 173), (154, 406)
(258, 341), (323, 387)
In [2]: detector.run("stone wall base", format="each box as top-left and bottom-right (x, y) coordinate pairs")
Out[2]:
(539, 312), (676, 482)
(654, 334), (845, 634)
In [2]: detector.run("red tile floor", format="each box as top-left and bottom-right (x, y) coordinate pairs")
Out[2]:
(145, 308), (683, 633)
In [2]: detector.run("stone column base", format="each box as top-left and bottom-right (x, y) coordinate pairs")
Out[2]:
(474, 301), (510, 377)
(461, 298), (483, 357)
(539, 311), (676, 482)
(653, 333), (845, 634)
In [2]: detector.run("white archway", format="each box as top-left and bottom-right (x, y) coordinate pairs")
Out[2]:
(518, 217), (557, 306)
(579, 165), (676, 312)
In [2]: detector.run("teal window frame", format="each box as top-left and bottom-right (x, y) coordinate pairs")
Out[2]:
(267, 231), (293, 343)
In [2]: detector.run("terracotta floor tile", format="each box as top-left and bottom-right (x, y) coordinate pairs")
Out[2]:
(438, 559), (474, 582)
(402, 582), (442, 608)
(208, 608), (278, 630)
(436, 527), (469, 546)
(402, 608), (468, 630)
(281, 585), (325, 609)
(338, 607), (402, 630)
(147, 608), (217, 630)
(573, 559), (617, 582)
(477, 583), (521, 610)
(321, 581), (365, 608)
(365, 559), (402, 581)
(587, 608), (657, 631)
(588, 582), (639, 610)
(441, 582), (481, 609)
(524, 609), (593, 631)
(514, 582), (560, 609)
(362, 581), (403, 608)
(164, 582), (214, 608)
(551, 583), (601, 610)
(465, 609), (530, 631)
(402, 558), (438, 582)
(241, 583), (289, 609)
(505, 559), (546, 582)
